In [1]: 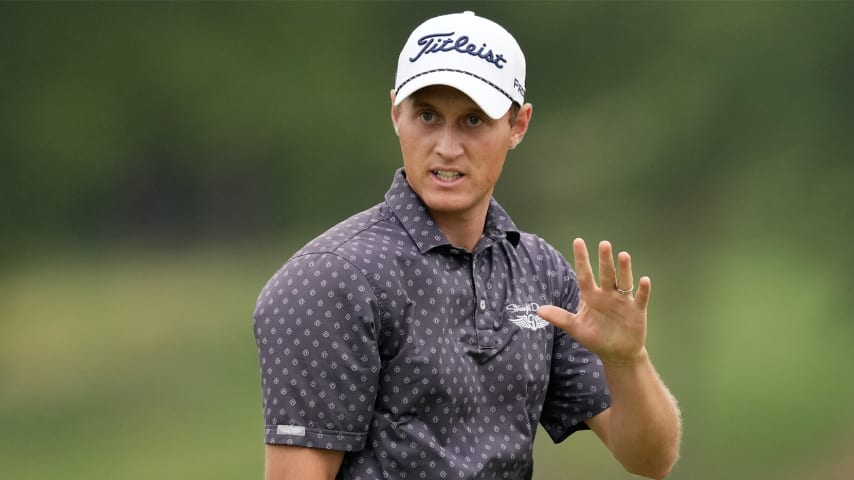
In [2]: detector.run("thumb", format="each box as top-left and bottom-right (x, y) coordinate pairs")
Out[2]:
(537, 305), (577, 334)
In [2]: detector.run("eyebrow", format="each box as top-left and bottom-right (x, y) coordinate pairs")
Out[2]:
(409, 97), (487, 117)
(410, 98), (436, 110)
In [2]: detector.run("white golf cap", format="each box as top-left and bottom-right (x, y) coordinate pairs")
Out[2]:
(393, 11), (526, 120)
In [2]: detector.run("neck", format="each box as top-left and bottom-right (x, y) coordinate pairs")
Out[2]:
(430, 205), (489, 252)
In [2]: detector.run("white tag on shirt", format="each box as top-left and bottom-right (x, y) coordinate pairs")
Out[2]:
(276, 424), (306, 436)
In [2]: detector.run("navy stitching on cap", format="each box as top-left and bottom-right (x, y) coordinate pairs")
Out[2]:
(395, 68), (516, 104)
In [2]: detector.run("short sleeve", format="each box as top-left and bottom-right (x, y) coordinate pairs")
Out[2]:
(539, 265), (612, 443)
(252, 252), (381, 451)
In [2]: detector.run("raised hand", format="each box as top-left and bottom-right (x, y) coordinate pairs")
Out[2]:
(538, 238), (651, 366)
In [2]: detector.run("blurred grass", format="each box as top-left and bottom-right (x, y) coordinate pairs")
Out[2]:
(1, 236), (852, 479)
(0, 242), (283, 479)
(1, 2), (853, 478)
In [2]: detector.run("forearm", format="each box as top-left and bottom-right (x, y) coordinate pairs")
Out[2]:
(265, 445), (344, 480)
(600, 349), (681, 479)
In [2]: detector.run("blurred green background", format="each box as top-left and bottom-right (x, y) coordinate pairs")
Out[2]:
(2, 1), (853, 479)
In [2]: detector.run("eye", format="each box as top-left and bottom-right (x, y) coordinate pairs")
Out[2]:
(465, 115), (483, 126)
(418, 111), (435, 123)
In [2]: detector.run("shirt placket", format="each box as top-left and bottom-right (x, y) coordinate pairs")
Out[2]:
(472, 248), (498, 351)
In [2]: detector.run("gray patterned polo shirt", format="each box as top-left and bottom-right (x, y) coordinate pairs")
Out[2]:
(253, 168), (611, 479)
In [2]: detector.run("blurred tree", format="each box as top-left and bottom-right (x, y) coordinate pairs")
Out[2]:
(1, 2), (853, 480)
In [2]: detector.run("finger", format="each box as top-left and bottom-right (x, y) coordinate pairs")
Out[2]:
(537, 304), (578, 335)
(617, 251), (634, 293)
(634, 276), (652, 310)
(598, 240), (616, 291)
(572, 238), (596, 291)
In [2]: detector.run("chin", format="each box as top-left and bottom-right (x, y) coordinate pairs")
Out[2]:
(423, 197), (477, 217)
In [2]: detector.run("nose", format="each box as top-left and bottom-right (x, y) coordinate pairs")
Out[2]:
(435, 125), (464, 159)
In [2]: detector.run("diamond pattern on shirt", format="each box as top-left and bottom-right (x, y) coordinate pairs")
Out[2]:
(253, 168), (610, 479)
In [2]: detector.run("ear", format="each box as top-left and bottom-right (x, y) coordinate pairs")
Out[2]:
(390, 89), (400, 136)
(509, 103), (533, 150)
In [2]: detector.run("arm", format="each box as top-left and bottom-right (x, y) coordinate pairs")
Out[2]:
(586, 352), (681, 479)
(252, 253), (381, 478)
(538, 239), (681, 479)
(265, 445), (344, 480)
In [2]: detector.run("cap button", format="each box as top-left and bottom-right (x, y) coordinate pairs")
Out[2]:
(463, 10), (475, 15)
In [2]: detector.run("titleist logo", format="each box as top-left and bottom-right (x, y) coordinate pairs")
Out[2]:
(409, 32), (508, 69)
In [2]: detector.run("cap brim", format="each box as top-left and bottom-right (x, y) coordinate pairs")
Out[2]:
(393, 71), (513, 120)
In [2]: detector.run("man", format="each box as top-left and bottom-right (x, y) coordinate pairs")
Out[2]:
(253, 11), (681, 480)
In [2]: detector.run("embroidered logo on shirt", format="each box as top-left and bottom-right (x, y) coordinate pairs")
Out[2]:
(277, 425), (306, 436)
(505, 303), (549, 330)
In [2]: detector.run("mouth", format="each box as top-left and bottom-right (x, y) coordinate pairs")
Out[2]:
(431, 169), (464, 182)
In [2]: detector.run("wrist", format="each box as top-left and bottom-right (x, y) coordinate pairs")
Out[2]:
(601, 347), (650, 371)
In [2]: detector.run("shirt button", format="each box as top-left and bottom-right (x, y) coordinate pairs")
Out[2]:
(479, 299), (487, 311)
(449, 248), (459, 255)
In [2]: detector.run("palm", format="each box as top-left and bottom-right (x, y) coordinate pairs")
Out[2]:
(539, 238), (651, 365)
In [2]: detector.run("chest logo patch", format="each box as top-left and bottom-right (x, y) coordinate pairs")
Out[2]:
(505, 303), (549, 330)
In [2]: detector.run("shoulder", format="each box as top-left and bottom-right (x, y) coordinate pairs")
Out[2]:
(294, 203), (396, 258)
(255, 202), (410, 308)
(515, 231), (573, 270)
(510, 231), (578, 307)
(253, 250), (384, 338)
(517, 231), (558, 253)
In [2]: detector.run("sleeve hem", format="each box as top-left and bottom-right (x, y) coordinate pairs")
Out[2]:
(264, 426), (367, 452)
(545, 401), (611, 444)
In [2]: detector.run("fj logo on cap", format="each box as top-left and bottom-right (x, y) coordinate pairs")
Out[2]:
(513, 78), (526, 96)
(410, 32), (508, 69)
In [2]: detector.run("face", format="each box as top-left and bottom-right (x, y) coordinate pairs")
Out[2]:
(391, 85), (531, 224)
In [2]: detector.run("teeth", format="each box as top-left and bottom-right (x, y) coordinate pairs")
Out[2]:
(433, 170), (462, 181)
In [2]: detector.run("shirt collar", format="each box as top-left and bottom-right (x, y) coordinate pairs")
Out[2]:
(384, 168), (521, 253)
